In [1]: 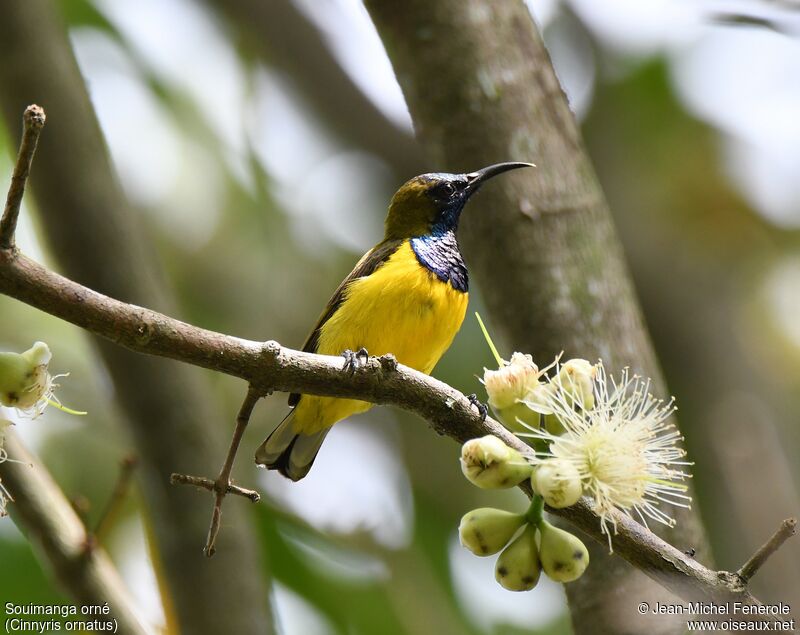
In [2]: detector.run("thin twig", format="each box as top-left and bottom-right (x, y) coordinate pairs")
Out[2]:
(93, 454), (139, 545)
(169, 473), (260, 502)
(0, 105), (45, 248)
(171, 385), (263, 557)
(737, 518), (797, 583)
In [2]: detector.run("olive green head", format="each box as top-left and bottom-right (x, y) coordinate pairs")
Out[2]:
(383, 162), (535, 240)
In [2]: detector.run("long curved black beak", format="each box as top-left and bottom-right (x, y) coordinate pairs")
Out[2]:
(465, 161), (535, 194)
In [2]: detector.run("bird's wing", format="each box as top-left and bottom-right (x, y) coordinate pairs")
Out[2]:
(288, 238), (404, 407)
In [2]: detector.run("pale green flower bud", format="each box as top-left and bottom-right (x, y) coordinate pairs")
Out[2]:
(459, 508), (526, 556)
(531, 459), (583, 509)
(483, 353), (539, 411)
(490, 402), (534, 432)
(20, 341), (52, 367)
(0, 342), (84, 418)
(539, 520), (590, 583)
(542, 413), (565, 436)
(484, 353), (545, 431)
(551, 359), (596, 410)
(460, 435), (532, 489)
(0, 342), (51, 409)
(495, 524), (541, 591)
(530, 359), (596, 435)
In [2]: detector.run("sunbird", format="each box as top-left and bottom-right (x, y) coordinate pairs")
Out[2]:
(255, 162), (534, 480)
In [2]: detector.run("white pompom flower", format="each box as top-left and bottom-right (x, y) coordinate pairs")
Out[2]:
(519, 360), (692, 551)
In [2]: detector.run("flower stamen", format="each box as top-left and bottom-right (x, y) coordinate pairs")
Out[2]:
(519, 361), (692, 552)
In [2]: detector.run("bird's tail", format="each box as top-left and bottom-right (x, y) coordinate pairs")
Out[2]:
(254, 411), (329, 481)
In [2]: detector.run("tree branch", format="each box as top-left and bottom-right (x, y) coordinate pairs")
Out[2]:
(198, 385), (263, 557)
(169, 473), (260, 502)
(0, 104), (44, 248)
(0, 431), (152, 635)
(738, 518), (797, 583)
(0, 239), (785, 606)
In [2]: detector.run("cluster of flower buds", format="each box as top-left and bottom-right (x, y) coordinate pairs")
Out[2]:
(459, 505), (590, 590)
(458, 436), (590, 591)
(481, 344), (597, 435)
(478, 315), (691, 541)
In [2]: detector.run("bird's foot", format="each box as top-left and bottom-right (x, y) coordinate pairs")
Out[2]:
(467, 393), (488, 421)
(342, 347), (369, 373)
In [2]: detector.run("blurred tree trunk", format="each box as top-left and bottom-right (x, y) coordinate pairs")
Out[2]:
(364, 1), (709, 633)
(0, 1), (273, 633)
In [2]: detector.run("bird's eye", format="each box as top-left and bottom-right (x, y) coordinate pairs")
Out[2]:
(438, 182), (457, 198)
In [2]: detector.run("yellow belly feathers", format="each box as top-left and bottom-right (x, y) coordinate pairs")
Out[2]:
(292, 241), (468, 434)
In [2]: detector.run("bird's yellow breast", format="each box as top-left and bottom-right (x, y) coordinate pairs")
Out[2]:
(293, 240), (468, 433)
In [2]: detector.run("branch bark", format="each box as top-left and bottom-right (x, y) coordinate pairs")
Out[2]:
(0, 105), (44, 249)
(361, 1), (710, 631)
(738, 518), (797, 583)
(199, 385), (263, 557)
(0, 431), (151, 635)
(0, 1), (272, 633)
(0, 243), (778, 607)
